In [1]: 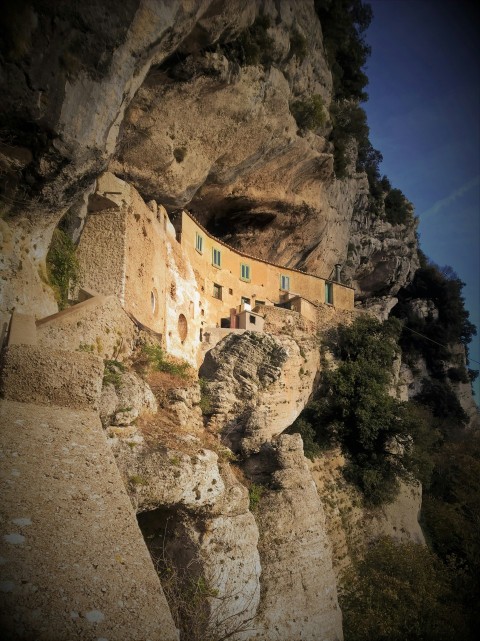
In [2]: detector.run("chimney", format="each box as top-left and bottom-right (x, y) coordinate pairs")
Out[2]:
(334, 263), (342, 283)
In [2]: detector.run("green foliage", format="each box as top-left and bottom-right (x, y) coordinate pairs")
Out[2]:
(248, 483), (264, 511)
(289, 28), (308, 61)
(291, 316), (434, 505)
(314, 0), (372, 102)
(340, 536), (472, 641)
(329, 100), (370, 177)
(384, 187), (413, 225)
(142, 344), (191, 379)
(103, 359), (126, 389)
(290, 94), (326, 131)
(287, 417), (321, 460)
(393, 263), (477, 377)
(198, 377), (213, 415)
(224, 14), (276, 67)
(46, 228), (81, 309)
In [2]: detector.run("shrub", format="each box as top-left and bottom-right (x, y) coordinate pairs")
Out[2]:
(287, 417), (321, 460)
(384, 187), (413, 225)
(46, 228), (81, 309)
(290, 94), (326, 131)
(224, 14), (276, 67)
(142, 344), (191, 379)
(447, 366), (470, 384)
(103, 359), (126, 389)
(339, 536), (471, 641)
(248, 483), (264, 511)
(289, 28), (308, 61)
(292, 317), (435, 505)
(314, 0), (372, 102)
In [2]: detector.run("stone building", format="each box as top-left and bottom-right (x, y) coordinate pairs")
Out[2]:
(77, 173), (354, 365)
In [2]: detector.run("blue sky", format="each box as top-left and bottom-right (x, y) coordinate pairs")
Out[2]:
(364, 0), (480, 398)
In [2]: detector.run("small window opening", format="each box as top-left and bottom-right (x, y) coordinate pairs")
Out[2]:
(240, 263), (251, 281)
(280, 274), (290, 291)
(213, 283), (222, 300)
(195, 232), (203, 253)
(249, 315), (256, 324)
(212, 247), (221, 268)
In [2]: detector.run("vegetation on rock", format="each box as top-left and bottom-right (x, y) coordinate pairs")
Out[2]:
(46, 228), (81, 309)
(141, 344), (191, 379)
(340, 536), (472, 641)
(290, 94), (326, 132)
(290, 316), (434, 505)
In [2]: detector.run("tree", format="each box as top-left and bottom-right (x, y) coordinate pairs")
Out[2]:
(314, 0), (372, 102)
(291, 316), (431, 505)
(339, 537), (472, 641)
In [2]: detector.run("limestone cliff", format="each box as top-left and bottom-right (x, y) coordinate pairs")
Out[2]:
(1, 1), (478, 640)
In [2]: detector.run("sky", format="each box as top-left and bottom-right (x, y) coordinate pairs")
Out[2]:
(364, 0), (480, 398)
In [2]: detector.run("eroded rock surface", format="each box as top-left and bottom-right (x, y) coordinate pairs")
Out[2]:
(248, 434), (343, 641)
(200, 330), (319, 453)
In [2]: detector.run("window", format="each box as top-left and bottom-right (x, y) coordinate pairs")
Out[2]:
(241, 296), (251, 305)
(256, 300), (265, 306)
(213, 283), (222, 300)
(195, 232), (203, 253)
(249, 315), (256, 324)
(212, 247), (221, 267)
(280, 274), (290, 291)
(240, 263), (251, 281)
(325, 281), (333, 305)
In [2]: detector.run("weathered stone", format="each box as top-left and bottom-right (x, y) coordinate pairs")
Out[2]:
(251, 435), (343, 641)
(0, 400), (178, 641)
(200, 330), (319, 453)
(1, 345), (103, 411)
(99, 369), (157, 428)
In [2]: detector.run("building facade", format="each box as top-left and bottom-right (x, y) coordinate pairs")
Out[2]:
(77, 174), (354, 366)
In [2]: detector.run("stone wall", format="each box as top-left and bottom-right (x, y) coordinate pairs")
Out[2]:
(36, 294), (138, 360)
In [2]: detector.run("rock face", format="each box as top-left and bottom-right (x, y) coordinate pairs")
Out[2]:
(112, 425), (261, 641)
(0, 0), (419, 323)
(247, 435), (343, 641)
(100, 369), (158, 427)
(200, 330), (319, 453)
(0, 399), (178, 641)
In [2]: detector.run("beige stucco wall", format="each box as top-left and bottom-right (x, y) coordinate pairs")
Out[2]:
(332, 281), (354, 310)
(123, 190), (168, 337)
(180, 212), (354, 328)
(163, 233), (203, 367)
